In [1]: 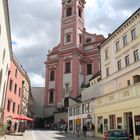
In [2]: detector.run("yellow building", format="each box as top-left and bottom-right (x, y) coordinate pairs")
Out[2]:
(95, 8), (140, 139)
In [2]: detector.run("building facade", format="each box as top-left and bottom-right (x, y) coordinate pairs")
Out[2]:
(44, 0), (104, 124)
(0, 0), (12, 120)
(3, 55), (25, 128)
(95, 8), (140, 139)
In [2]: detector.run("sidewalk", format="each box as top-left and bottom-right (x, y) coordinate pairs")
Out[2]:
(0, 131), (33, 140)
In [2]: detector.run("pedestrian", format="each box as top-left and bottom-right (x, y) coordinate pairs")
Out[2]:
(76, 125), (80, 137)
(83, 125), (87, 137)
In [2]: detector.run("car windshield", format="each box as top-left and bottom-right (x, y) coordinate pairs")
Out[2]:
(108, 130), (127, 137)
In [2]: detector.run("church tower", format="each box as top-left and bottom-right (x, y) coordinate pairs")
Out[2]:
(44, 0), (104, 124)
(60, 0), (86, 48)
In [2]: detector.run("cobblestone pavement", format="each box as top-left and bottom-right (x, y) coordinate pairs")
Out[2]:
(0, 130), (103, 140)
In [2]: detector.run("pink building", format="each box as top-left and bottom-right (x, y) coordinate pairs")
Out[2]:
(3, 54), (27, 130)
(44, 0), (104, 124)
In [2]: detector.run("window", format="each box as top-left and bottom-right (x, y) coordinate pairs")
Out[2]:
(117, 60), (121, 71)
(17, 105), (20, 114)
(15, 69), (18, 78)
(127, 80), (130, 86)
(116, 41), (120, 52)
(134, 49), (139, 62)
(106, 67), (110, 77)
(79, 35), (82, 44)
(87, 64), (92, 75)
(14, 84), (17, 94)
(82, 104), (85, 114)
(125, 55), (130, 66)
(69, 108), (72, 116)
(19, 88), (21, 97)
(123, 35), (127, 46)
(66, 34), (71, 42)
(66, 7), (72, 17)
(49, 91), (54, 103)
(2, 49), (5, 64)
(50, 71), (55, 81)
(7, 100), (11, 112)
(9, 79), (13, 91)
(0, 70), (2, 90)
(105, 49), (109, 60)
(133, 75), (140, 84)
(131, 28), (136, 40)
(78, 8), (82, 18)
(109, 114), (115, 129)
(12, 102), (15, 113)
(65, 62), (71, 73)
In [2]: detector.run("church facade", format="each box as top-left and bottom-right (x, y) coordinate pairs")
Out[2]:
(44, 0), (104, 124)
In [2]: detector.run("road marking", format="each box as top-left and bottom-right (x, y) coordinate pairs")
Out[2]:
(32, 131), (36, 140)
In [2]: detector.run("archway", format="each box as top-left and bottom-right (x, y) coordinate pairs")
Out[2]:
(33, 117), (44, 129)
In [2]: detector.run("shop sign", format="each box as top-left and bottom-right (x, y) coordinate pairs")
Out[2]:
(134, 115), (140, 135)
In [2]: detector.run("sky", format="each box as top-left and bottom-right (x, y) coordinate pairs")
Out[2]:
(8, 0), (140, 87)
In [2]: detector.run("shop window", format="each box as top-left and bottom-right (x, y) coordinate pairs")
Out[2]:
(125, 55), (130, 66)
(87, 64), (92, 75)
(98, 116), (103, 134)
(131, 28), (136, 40)
(117, 117), (122, 129)
(123, 35), (127, 46)
(109, 114), (116, 129)
(50, 71), (55, 81)
(49, 91), (54, 104)
(66, 7), (72, 17)
(134, 49), (139, 62)
(104, 119), (108, 134)
(69, 120), (73, 131)
(65, 62), (71, 73)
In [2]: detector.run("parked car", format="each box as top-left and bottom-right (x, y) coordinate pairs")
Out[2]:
(105, 130), (130, 140)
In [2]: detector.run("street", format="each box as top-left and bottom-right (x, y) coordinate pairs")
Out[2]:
(0, 130), (103, 140)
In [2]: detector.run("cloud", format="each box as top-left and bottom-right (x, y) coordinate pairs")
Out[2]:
(8, 0), (140, 87)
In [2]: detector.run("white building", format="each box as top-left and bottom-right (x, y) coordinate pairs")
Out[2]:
(0, 0), (12, 120)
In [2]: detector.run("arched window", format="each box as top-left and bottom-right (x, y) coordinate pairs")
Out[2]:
(78, 8), (82, 18)
(49, 91), (54, 104)
(66, 7), (72, 17)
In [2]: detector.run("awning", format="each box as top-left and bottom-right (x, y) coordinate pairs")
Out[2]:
(14, 115), (33, 121)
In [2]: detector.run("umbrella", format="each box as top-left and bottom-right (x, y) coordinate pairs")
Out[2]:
(14, 115), (33, 121)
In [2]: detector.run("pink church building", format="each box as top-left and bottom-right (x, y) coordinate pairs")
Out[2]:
(44, 0), (104, 124)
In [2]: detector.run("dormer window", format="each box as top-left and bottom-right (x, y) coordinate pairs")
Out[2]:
(66, 7), (72, 17)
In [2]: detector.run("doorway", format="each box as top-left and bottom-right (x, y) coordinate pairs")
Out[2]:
(124, 112), (134, 139)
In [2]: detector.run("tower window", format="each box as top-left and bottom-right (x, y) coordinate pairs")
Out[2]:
(66, 34), (71, 42)
(50, 71), (55, 81)
(49, 91), (54, 104)
(78, 8), (82, 18)
(87, 64), (92, 75)
(65, 62), (71, 73)
(66, 7), (72, 17)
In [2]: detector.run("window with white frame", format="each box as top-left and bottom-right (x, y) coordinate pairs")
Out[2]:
(116, 41), (120, 52)
(117, 60), (121, 71)
(123, 35), (127, 46)
(134, 49), (139, 62)
(125, 55), (130, 66)
(131, 28), (136, 40)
